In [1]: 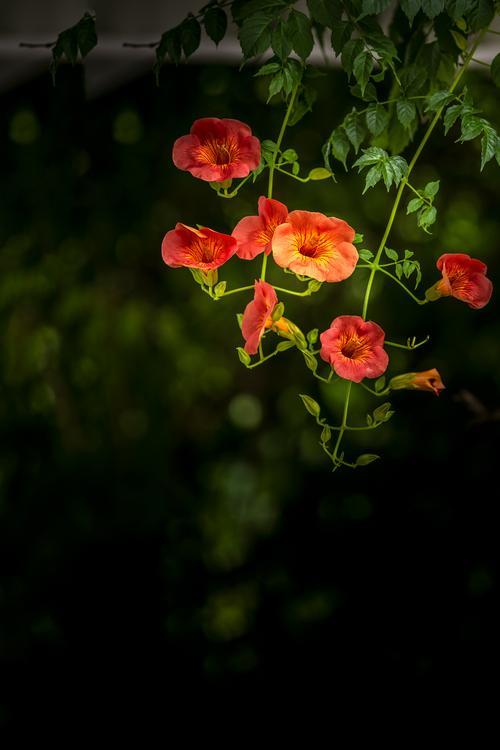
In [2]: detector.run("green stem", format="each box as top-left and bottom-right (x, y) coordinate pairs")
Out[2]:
(385, 335), (429, 350)
(275, 166), (309, 182)
(360, 382), (391, 397)
(273, 285), (312, 297)
(361, 30), (484, 321)
(221, 173), (253, 199)
(377, 267), (427, 305)
(331, 31), (485, 469)
(220, 284), (254, 297)
(406, 181), (432, 206)
(331, 381), (352, 464)
(261, 82), (300, 281)
(471, 57), (489, 67)
(247, 345), (286, 369)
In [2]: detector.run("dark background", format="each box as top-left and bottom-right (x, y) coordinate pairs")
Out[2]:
(0, 59), (498, 721)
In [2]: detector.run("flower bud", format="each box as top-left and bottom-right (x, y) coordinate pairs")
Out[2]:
(389, 368), (445, 396)
(271, 301), (285, 321)
(203, 269), (218, 287)
(236, 347), (251, 366)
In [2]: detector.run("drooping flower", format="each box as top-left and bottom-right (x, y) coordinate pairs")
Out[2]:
(426, 253), (493, 309)
(241, 280), (290, 355)
(172, 118), (261, 182)
(320, 315), (389, 382)
(232, 197), (289, 260)
(161, 223), (237, 270)
(271, 210), (358, 282)
(389, 368), (445, 396)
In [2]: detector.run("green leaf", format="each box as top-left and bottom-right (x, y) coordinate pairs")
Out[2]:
(344, 112), (366, 154)
(271, 19), (293, 60)
(395, 263), (403, 279)
(76, 12), (97, 58)
(401, 0), (422, 24)
(158, 28), (182, 66)
(239, 13), (273, 58)
(330, 127), (351, 169)
(359, 248), (374, 261)
(299, 394), (321, 417)
(362, 163), (384, 193)
(421, 0), (444, 18)
(459, 114), (484, 142)
(307, 0), (341, 27)
(354, 233), (364, 244)
(341, 39), (364, 77)
(388, 155), (408, 184)
(480, 126), (497, 170)
(469, 0), (495, 32)
(331, 21), (354, 55)
(267, 72), (284, 100)
(491, 53), (500, 88)
(396, 98), (417, 130)
(254, 61), (281, 77)
(417, 205), (437, 230)
(451, 30), (468, 51)
(180, 18), (201, 58)
(288, 10), (314, 61)
(366, 104), (389, 136)
(353, 51), (373, 96)
(308, 167), (332, 180)
(280, 148), (298, 163)
(374, 376), (386, 392)
(353, 146), (387, 168)
(361, 0), (392, 13)
(356, 454), (380, 466)
(58, 30), (78, 65)
(204, 6), (228, 45)
(385, 247), (398, 261)
(447, 0), (474, 19)
(407, 197), (424, 214)
(423, 180), (440, 198)
(426, 90), (454, 111)
(233, 0), (288, 21)
(443, 104), (462, 134)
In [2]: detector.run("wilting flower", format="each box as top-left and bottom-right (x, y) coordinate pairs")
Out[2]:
(172, 118), (261, 182)
(426, 253), (493, 309)
(389, 368), (445, 396)
(241, 280), (290, 355)
(271, 210), (358, 282)
(161, 223), (237, 270)
(320, 315), (389, 382)
(232, 197), (289, 260)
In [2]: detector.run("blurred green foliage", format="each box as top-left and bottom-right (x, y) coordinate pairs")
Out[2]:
(0, 63), (498, 715)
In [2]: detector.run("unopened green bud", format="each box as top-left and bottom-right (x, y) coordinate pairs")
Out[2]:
(299, 394), (321, 418)
(203, 269), (218, 287)
(214, 281), (227, 297)
(236, 347), (251, 366)
(321, 425), (332, 444)
(272, 301), (285, 321)
(307, 279), (322, 293)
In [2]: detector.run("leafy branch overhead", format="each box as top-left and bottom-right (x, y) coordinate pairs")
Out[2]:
(20, 12), (97, 84)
